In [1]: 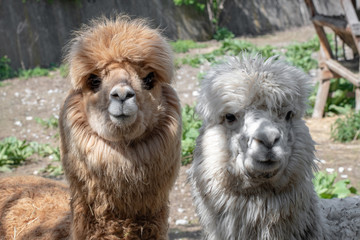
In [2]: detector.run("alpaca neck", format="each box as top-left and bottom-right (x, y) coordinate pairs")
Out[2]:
(221, 180), (328, 240)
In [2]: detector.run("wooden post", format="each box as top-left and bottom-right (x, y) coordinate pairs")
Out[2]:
(356, 87), (360, 112)
(312, 63), (333, 118)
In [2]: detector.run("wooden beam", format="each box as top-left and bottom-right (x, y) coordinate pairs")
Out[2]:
(315, 25), (334, 59)
(342, 0), (360, 54)
(312, 15), (347, 30)
(312, 15), (359, 54)
(325, 59), (360, 87)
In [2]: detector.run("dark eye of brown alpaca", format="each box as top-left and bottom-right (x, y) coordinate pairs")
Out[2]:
(225, 113), (236, 123)
(142, 72), (155, 90)
(87, 74), (101, 92)
(285, 111), (294, 121)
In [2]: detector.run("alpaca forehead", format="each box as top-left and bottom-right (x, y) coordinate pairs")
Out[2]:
(68, 19), (173, 90)
(78, 29), (168, 69)
(209, 70), (300, 112)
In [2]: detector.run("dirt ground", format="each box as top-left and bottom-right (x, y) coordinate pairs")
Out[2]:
(0, 25), (359, 239)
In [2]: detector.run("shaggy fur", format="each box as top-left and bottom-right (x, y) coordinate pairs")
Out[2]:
(0, 16), (181, 240)
(189, 55), (330, 240)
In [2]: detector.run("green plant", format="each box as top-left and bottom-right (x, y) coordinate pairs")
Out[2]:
(0, 137), (60, 172)
(174, 0), (227, 36)
(325, 78), (355, 115)
(284, 36), (320, 72)
(0, 137), (35, 172)
(0, 56), (14, 80)
(181, 105), (202, 165)
(177, 55), (205, 68)
(41, 163), (63, 177)
(18, 66), (50, 79)
(218, 38), (257, 55)
(213, 27), (234, 41)
(173, 0), (205, 10)
(217, 39), (277, 59)
(35, 116), (59, 129)
(41, 147), (62, 177)
(170, 40), (207, 53)
(313, 171), (357, 199)
(331, 111), (360, 142)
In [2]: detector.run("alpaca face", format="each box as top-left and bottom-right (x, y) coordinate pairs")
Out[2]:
(65, 17), (174, 141)
(83, 63), (163, 141)
(195, 55), (313, 190)
(225, 108), (294, 185)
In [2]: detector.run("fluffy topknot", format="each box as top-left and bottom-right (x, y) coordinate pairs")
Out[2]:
(64, 15), (174, 90)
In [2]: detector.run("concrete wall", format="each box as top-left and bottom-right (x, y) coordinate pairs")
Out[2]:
(220, 0), (310, 35)
(0, 0), (340, 70)
(0, 0), (211, 69)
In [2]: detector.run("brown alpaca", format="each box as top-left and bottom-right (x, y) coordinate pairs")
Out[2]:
(0, 16), (181, 240)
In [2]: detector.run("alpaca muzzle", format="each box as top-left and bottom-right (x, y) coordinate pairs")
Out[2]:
(108, 84), (138, 125)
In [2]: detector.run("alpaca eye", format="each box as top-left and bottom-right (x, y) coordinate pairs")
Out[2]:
(225, 113), (237, 123)
(87, 74), (101, 92)
(285, 111), (294, 121)
(142, 72), (155, 90)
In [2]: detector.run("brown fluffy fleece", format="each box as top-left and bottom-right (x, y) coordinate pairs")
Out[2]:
(0, 16), (181, 240)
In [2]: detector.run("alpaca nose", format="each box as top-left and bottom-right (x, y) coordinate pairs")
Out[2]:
(110, 86), (135, 102)
(253, 127), (280, 149)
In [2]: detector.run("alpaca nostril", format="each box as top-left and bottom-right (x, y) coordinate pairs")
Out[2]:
(126, 91), (135, 99)
(253, 138), (264, 146)
(253, 131), (280, 149)
(274, 136), (280, 144)
(110, 87), (135, 102)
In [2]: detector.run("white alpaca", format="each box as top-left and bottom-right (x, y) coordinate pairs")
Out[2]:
(189, 54), (360, 240)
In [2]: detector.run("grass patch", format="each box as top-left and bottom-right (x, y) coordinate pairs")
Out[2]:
(170, 40), (207, 53)
(18, 66), (50, 79)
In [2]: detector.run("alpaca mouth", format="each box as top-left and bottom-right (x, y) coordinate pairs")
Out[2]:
(244, 158), (281, 179)
(109, 113), (136, 125)
(111, 113), (130, 119)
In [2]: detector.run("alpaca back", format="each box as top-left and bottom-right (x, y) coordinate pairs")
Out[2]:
(0, 176), (71, 239)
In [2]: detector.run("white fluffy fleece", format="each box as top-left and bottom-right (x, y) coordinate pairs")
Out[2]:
(189, 55), (331, 240)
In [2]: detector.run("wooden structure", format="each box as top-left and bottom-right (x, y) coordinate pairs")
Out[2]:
(304, 0), (360, 118)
